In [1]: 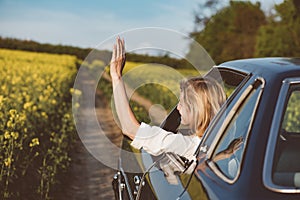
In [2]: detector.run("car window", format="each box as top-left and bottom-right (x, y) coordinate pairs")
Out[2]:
(272, 85), (300, 188)
(211, 81), (263, 181)
(282, 90), (300, 133)
(199, 68), (249, 149)
(205, 67), (248, 99)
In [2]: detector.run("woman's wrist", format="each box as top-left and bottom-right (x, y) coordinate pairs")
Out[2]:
(111, 75), (122, 82)
(111, 76), (123, 89)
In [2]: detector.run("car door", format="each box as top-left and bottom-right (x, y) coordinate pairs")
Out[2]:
(195, 76), (265, 199)
(264, 77), (300, 196)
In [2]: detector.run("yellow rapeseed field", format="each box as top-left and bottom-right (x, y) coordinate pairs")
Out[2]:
(0, 49), (79, 199)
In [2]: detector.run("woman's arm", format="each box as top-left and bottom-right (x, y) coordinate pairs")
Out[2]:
(110, 37), (140, 139)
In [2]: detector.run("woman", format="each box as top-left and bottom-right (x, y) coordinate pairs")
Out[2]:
(110, 37), (226, 161)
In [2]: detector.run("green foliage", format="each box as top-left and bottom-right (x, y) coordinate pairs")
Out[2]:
(129, 101), (151, 124)
(255, 0), (300, 57)
(0, 37), (192, 69)
(0, 37), (111, 64)
(189, 1), (266, 64)
(282, 91), (300, 133)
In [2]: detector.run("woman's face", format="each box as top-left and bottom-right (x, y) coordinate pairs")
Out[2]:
(177, 92), (191, 126)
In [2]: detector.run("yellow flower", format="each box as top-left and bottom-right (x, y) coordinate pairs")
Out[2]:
(1, 85), (6, 91)
(19, 113), (27, 121)
(4, 158), (11, 167)
(29, 138), (40, 147)
(23, 102), (32, 109)
(39, 95), (44, 101)
(11, 132), (19, 140)
(70, 88), (82, 96)
(41, 112), (48, 118)
(32, 105), (37, 111)
(4, 131), (10, 139)
(51, 99), (57, 105)
(6, 120), (13, 128)
(64, 113), (70, 119)
(9, 109), (17, 116)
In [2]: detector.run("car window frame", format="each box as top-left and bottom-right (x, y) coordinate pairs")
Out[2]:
(263, 77), (300, 193)
(200, 76), (265, 184)
(196, 67), (251, 154)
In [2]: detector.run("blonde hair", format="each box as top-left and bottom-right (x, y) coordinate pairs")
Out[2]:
(180, 77), (226, 137)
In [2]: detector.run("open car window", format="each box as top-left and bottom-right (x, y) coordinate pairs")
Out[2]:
(160, 67), (249, 134)
(196, 67), (250, 152)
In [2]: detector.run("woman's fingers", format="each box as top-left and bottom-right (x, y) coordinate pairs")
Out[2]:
(121, 38), (126, 68)
(111, 37), (123, 62)
(116, 37), (120, 59)
(111, 44), (116, 62)
(114, 36), (125, 58)
(110, 36), (126, 78)
(122, 38), (125, 57)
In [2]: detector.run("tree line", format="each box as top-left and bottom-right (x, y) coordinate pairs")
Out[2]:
(0, 37), (192, 69)
(189, 0), (300, 65)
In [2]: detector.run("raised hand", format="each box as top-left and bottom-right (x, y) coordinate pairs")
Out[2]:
(110, 36), (126, 80)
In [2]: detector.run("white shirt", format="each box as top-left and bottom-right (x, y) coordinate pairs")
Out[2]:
(131, 122), (201, 161)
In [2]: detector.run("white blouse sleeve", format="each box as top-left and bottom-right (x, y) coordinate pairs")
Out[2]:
(131, 122), (200, 160)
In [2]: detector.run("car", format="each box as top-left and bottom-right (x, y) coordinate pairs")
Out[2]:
(112, 58), (300, 199)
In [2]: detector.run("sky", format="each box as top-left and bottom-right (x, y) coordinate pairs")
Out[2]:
(0, 0), (284, 56)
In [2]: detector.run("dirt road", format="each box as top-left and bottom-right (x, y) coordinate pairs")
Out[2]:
(53, 68), (123, 200)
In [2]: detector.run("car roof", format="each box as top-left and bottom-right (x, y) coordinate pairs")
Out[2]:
(219, 58), (300, 80)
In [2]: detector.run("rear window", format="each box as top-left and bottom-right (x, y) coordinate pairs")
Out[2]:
(272, 84), (300, 188)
